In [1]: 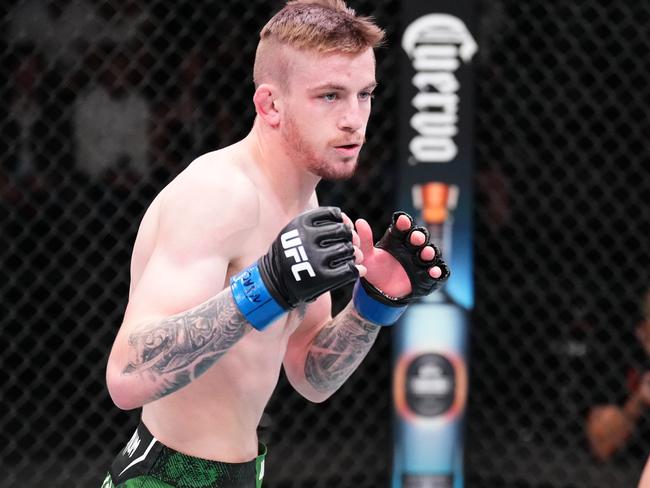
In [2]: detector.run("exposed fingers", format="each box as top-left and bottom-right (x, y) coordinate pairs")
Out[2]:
(341, 211), (354, 229)
(340, 212), (360, 246)
(354, 245), (364, 264)
(420, 245), (435, 261)
(410, 230), (426, 247)
(351, 228), (360, 248)
(429, 266), (443, 279)
(395, 214), (412, 231)
(355, 264), (367, 277)
(355, 218), (374, 256)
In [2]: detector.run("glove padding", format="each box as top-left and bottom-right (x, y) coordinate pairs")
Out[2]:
(361, 211), (450, 306)
(259, 206), (358, 309)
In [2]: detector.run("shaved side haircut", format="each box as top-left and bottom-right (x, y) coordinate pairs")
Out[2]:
(253, 0), (385, 89)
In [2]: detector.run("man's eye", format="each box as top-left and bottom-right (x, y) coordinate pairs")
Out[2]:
(322, 93), (337, 102)
(359, 91), (374, 101)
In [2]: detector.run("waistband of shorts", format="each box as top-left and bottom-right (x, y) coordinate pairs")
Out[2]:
(110, 419), (266, 486)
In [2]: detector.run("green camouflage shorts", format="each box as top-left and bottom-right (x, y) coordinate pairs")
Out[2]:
(101, 422), (265, 488)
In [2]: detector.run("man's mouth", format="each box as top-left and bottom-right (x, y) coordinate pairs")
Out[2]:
(333, 143), (362, 156)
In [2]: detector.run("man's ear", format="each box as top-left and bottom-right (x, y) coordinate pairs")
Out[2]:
(253, 84), (281, 127)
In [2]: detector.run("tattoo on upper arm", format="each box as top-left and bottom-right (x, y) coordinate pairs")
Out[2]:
(123, 292), (249, 400)
(304, 304), (380, 393)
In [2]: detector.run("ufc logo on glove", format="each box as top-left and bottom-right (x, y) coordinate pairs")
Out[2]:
(281, 229), (315, 281)
(230, 207), (358, 331)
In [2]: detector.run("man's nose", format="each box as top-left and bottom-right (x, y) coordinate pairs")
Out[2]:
(338, 100), (364, 132)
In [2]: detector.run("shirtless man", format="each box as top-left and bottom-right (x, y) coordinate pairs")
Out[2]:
(102, 1), (449, 486)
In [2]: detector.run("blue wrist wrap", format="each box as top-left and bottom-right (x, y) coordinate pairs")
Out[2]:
(352, 279), (408, 326)
(230, 263), (287, 331)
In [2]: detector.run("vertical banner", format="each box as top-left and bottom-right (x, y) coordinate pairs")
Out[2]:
(392, 2), (476, 488)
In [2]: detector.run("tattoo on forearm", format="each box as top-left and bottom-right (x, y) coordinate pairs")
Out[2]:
(123, 292), (249, 400)
(305, 303), (380, 393)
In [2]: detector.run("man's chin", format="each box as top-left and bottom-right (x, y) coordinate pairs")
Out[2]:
(311, 159), (358, 181)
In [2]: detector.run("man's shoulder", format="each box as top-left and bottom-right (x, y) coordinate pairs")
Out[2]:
(176, 150), (256, 200)
(159, 150), (261, 234)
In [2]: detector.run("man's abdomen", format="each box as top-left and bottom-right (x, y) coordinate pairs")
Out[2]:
(140, 330), (287, 462)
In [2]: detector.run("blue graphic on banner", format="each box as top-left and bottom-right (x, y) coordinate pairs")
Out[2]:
(393, 2), (476, 488)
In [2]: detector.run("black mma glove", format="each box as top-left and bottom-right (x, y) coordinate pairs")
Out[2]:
(231, 207), (358, 330)
(352, 211), (450, 325)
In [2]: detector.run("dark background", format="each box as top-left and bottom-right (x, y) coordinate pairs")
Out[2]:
(0, 1), (648, 486)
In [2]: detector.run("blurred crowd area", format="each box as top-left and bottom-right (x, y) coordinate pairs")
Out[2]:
(1, 0), (253, 200)
(0, 0), (649, 487)
(469, 2), (650, 486)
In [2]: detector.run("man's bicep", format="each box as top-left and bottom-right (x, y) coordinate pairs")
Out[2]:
(106, 235), (231, 392)
(123, 169), (258, 325)
(123, 245), (229, 327)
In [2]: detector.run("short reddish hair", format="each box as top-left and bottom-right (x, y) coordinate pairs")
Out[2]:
(253, 0), (385, 87)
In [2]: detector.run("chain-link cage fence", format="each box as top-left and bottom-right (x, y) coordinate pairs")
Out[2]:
(1, 1), (399, 486)
(1, 0), (649, 487)
(468, 2), (650, 487)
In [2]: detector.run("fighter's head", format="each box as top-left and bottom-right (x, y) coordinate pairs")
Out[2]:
(253, 0), (385, 180)
(254, 0), (385, 90)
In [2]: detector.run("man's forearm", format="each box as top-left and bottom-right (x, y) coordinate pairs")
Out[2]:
(123, 289), (252, 403)
(304, 302), (381, 395)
